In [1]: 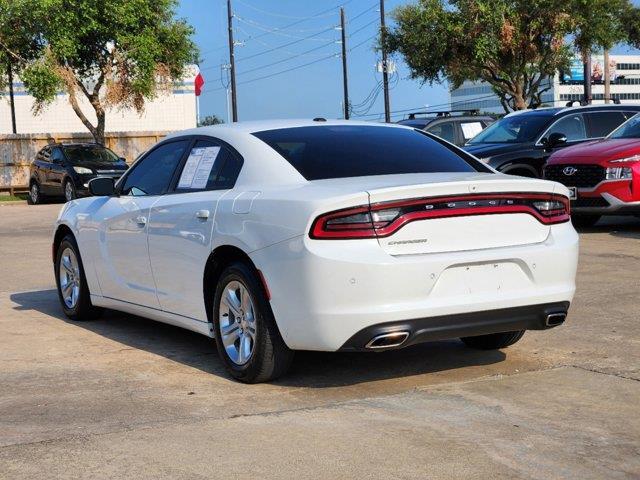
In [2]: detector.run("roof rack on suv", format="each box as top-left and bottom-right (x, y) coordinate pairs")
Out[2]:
(407, 109), (480, 120)
(565, 98), (622, 107)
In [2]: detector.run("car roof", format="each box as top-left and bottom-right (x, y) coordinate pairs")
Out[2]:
(505, 104), (640, 118)
(398, 116), (493, 127)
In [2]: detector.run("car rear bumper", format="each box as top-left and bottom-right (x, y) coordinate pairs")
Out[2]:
(339, 301), (570, 351)
(250, 222), (579, 352)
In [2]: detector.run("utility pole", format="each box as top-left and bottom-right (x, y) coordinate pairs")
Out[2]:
(7, 60), (16, 134)
(227, 0), (238, 122)
(340, 7), (350, 120)
(379, 0), (391, 122)
(604, 49), (611, 104)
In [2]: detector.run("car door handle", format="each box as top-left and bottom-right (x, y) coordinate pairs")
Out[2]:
(195, 209), (210, 220)
(135, 215), (147, 226)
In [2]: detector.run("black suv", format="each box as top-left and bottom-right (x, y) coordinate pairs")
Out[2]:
(397, 110), (494, 147)
(463, 104), (640, 177)
(28, 143), (128, 204)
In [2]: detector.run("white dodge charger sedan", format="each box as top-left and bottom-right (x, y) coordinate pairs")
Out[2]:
(53, 120), (579, 383)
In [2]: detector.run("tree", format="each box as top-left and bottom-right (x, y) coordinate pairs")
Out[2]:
(386, 0), (575, 112)
(1, 0), (198, 144)
(198, 115), (224, 127)
(569, 0), (631, 103)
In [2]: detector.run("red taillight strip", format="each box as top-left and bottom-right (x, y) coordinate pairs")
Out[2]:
(310, 193), (570, 240)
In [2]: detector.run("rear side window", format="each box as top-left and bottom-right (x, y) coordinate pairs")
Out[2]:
(426, 122), (456, 143)
(252, 125), (481, 181)
(175, 139), (243, 191)
(585, 111), (626, 138)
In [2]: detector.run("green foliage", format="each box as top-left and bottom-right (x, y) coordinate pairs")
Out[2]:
(0, 0), (199, 142)
(569, 0), (630, 56)
(198, 115), (224, 127)
(386, 0), (637, 112)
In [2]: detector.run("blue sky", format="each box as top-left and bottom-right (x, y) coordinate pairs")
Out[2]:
(176, 0), (640, 122)
(176, 0), (447, 122)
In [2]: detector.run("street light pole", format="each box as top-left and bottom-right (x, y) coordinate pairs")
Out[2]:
(7, 60), (16, 134)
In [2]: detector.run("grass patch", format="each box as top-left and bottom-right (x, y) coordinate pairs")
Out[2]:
(0, 193), (29, 202)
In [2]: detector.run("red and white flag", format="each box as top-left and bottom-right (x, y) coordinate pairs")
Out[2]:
(195, 67), (205, 96)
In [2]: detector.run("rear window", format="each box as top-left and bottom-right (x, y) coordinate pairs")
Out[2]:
(252, 125), (482, 181)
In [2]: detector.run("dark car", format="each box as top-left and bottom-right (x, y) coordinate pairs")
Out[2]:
(28, 143), (128, 204)
(397, 110), (494, 147)
(463, 104), (640, 178)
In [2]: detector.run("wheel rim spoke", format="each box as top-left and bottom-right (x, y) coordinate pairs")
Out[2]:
(58, 248), (80, 309)
(217, 279), (257, 366)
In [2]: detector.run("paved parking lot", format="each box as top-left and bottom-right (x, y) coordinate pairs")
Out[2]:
(0, 202), (639, 479)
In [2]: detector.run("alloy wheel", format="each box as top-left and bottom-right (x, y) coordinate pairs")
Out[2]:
(65, 182), (75, 202)
(218, 280), (257, 365)
(59, 247), (81, 309)
(30, 183), (39, 203)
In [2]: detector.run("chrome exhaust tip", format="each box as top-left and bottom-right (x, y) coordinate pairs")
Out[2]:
(365, 331), (410, 349)
(545, 312), (567, 327)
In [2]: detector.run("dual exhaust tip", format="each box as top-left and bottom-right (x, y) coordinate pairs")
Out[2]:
(365, 331), (410, 349)
(365, 312), (567, 349)
(545, 312), (567, 327)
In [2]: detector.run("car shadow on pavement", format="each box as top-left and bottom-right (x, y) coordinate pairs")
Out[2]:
(575, 215), (640, 239)
(10, 289), (507, 387)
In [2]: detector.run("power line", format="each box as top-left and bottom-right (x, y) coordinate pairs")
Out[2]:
(349, 18), (378, 38)
(202, 53), (339, 94)
(200, 0), (354, 57)
(235, 0), (339, 20)
(236, 38), (338, 77)
(349, 33), (377, 51)
(237, 25), (337, 63)
(234, 15), (335, 40)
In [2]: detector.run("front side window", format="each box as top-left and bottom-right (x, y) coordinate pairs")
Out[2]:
(121, 140), (189, 196)
(51, 148), (65, 163)
(175, 140), (243, 191)
(608, 113), (640, 139)
(468, 115), (551, 144)
(252, 125), (482, 181)
(545, 114), (587, 142)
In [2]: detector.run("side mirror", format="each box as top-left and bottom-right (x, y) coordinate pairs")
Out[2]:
(119, 157), (127, 163)
(88, 177), (116, 196)
(544, 132), (568, 148)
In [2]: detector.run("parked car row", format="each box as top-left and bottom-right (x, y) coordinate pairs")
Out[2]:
(28, 143), (128, 204)
(456, 104), (640, 226)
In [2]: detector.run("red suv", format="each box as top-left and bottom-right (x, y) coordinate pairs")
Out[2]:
(545, 113), (640, 227)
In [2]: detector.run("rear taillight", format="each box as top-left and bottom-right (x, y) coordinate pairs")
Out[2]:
(310, 193), (570, 240)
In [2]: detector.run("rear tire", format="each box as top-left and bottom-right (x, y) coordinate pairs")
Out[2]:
(54, 235), (103, 321)
(461, 330), (525, 350)
(212, 261), (294, 383)
(571, 214), (601, 228)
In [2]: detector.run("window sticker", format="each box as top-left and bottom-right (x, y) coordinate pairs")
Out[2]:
(177, 146), (221, 189)
(461, 122), (484, 140)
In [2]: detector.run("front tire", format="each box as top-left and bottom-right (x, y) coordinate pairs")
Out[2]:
(28, 181), (43, 205)
(64, 180), (76, 202)
(461, 330), (525, 350)
(571, 214), (601, 228)
(212, 261), (293, 383)
(54, 235), (103, 320)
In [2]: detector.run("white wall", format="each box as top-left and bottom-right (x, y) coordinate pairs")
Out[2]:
(0, 79), (197, 135)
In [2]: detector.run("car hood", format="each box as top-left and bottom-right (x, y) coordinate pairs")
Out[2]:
(71, 160), (128, 171)
(547, 138), (640, 164)
(463, 142), (530, 159)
